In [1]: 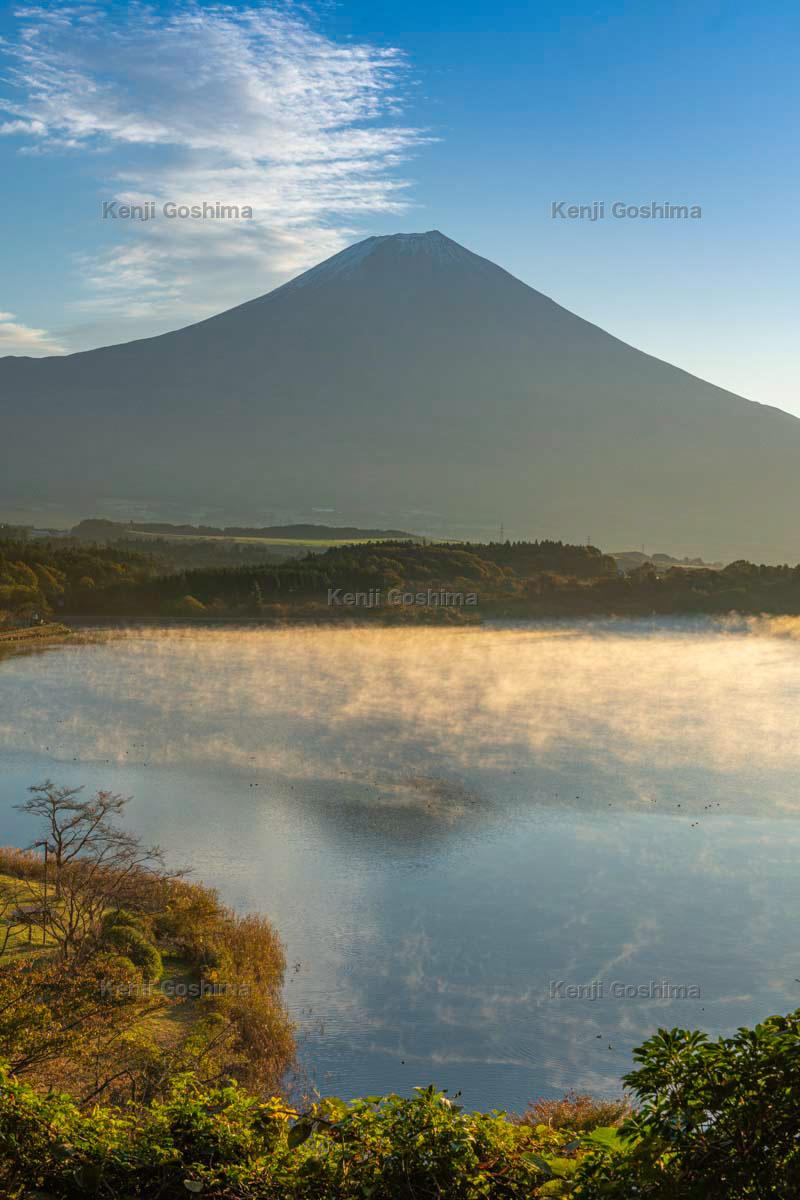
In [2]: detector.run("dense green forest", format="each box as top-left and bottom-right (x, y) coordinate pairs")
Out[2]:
(6, 535), (800, 622)
(93, 535), (299, 571)
(0, 539), (156, 622)
(0, 537), (612, 621)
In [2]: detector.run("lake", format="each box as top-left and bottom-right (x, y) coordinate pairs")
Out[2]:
(2, 619), (800, 1111)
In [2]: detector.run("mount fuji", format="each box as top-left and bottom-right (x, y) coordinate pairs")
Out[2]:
(2, 230), (799, 560)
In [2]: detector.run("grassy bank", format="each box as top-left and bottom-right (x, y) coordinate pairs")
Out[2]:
(0, 622), (72, 644)
(0, 784), (294, 1108)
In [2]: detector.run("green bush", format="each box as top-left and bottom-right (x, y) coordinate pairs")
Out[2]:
(574, 1011), (800, 1197)
(0, 1072), (578, 1199)
(3, 1008), (800, 1197)
(103, 923), (163, 982)
(100, 907), (148, 935)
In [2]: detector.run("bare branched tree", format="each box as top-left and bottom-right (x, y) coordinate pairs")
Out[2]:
(15, 780), (173, 956)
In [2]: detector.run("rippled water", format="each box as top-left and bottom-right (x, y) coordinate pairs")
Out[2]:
(2, 619), (800, 1109)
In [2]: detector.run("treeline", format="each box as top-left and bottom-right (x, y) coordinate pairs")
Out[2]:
(0, 538), (155, 622)
(447, 539), (617, 578)
(63, 542), (800, 620)
(548, 557), (800, 616)
(33, 539), (619, 619)
(9, 536), (800, 621)
(100, 535), (301, 571)
(0, 535), (295, 623)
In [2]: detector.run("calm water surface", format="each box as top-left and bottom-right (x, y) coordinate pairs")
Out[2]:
(2, 619), (800, 1109)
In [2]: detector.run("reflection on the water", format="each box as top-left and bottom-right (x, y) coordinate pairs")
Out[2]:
(1, 620), (800, 1107)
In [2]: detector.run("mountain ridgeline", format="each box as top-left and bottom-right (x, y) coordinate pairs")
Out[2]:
(2, 230), (799, 562)
(69, 519), (418, 542)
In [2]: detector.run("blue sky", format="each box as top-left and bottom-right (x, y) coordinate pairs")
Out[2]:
(1, 0), (797, 414)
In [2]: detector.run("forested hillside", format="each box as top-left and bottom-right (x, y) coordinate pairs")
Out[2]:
(0, 540), (155, 622)
(6, 536), (800, 622)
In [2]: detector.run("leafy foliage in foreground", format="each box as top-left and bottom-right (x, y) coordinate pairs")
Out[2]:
(3, 1009), (800, 1197)
(576, 1012), (800, 1197)
(0, 1075), (596, 1199)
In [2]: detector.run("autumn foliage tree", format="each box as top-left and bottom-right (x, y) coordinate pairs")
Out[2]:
(0, 783), (294, 1105)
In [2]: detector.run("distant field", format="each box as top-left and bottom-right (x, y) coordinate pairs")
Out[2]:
(124, 529), (409, 549)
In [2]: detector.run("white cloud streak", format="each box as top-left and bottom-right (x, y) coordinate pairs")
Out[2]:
(0, 1), (431, 345)
(0, 311), (64, 354)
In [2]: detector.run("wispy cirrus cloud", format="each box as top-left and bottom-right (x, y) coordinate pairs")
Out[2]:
(0, 1), (431, 347)
(0, 311), (64, 355)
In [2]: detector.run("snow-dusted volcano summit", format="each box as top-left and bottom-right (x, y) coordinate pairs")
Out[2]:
(2, 230), (799, 559)
(281, 230), (483, 290)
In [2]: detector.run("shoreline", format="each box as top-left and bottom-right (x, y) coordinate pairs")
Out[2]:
(0, 611), (774, 642)
(0, 623), (72, 645)
(58, 608), (760, 629)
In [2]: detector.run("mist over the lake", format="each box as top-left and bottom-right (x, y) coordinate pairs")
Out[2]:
(3, 619), (800, 812)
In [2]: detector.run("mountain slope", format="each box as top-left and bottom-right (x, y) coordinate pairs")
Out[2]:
(2, 230), (798, 560)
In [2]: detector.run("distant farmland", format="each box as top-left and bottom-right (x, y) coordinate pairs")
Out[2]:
(69, 518), (423, 554)
(125, 529), (414, 550)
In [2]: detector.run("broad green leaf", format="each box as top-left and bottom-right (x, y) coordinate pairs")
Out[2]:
(288, 1117), (315, 1149)
(588, 1125), (629, 1151)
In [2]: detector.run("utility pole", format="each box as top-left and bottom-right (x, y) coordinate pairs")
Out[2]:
(34, 839), (51, 945)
